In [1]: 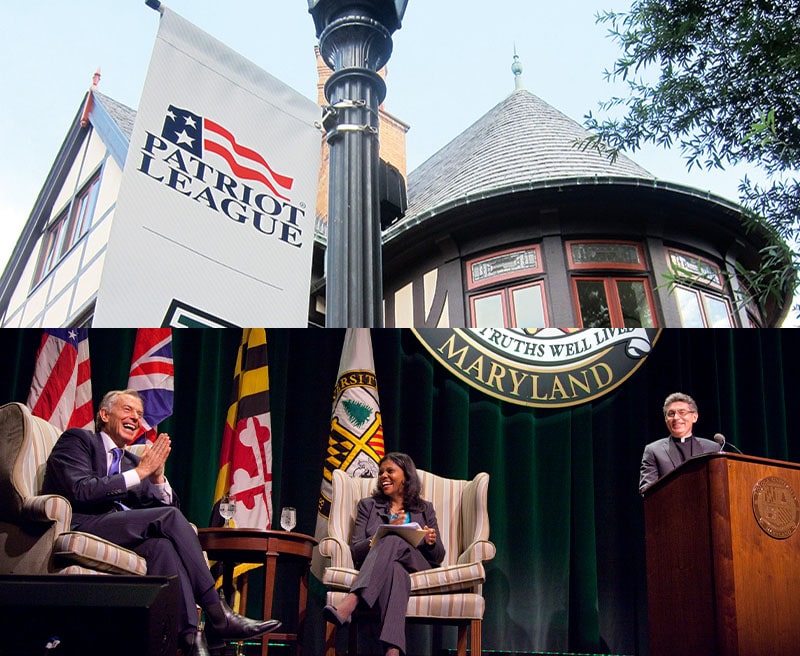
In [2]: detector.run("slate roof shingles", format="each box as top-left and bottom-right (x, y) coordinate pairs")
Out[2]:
(93, 91), (137, 141)
(404, 89), (654, 221)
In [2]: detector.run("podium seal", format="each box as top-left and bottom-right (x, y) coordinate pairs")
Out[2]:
(752, 476), (800, 539)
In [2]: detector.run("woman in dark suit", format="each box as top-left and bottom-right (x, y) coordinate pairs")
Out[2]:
(324, 452), (445, 656)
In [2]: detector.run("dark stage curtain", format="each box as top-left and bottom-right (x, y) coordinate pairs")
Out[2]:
(1, 328), (797, 655)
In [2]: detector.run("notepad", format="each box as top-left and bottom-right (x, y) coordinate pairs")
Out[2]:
(369, 522), (426, 548)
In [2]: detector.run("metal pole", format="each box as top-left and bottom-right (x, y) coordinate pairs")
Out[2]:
(314, 8), (396, 327)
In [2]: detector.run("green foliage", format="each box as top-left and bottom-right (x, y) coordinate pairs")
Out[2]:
(583, 0), (800, 318)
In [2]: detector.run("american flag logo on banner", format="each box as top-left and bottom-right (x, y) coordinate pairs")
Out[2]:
(160, 105), (294, 202)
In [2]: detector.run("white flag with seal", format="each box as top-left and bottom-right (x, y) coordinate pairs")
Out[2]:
(94, 7), (321, 327)
(312, 328), (386, 579)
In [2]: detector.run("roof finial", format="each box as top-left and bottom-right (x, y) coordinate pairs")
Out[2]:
(80, 68), (101, 128)
(512, 45), (524, 91)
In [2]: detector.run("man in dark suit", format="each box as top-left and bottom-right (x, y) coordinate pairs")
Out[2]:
(42, 389), (281, 656)
(639, 392), (720, 494)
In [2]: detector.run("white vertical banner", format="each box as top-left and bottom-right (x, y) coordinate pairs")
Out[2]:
(94, 8), (321, 327)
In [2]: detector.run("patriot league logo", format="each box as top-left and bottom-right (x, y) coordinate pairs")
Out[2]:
(136, 105), (307, 248)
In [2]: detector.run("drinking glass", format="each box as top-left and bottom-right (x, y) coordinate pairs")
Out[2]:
(219, 492), (236, 528)
(280, 506), (297, 532)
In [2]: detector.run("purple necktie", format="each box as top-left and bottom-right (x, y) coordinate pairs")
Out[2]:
(109, 448), (123, 476)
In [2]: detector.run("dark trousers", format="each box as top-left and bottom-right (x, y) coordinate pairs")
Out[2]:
(74, 506), (217, 635)
(351, 534), (432, 654)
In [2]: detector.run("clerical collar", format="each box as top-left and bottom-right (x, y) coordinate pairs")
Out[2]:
(672, 435), (693, 443)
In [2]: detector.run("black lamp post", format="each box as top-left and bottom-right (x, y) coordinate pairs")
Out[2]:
(308, 0), (409, 327)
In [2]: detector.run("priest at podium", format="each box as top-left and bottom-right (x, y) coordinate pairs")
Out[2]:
(639, 392), (719, 493)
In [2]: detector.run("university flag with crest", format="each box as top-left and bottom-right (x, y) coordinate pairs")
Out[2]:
(213, 329), (273, 530)
(126, 328), (174, 444)
(27, 329), (93, 432)
(312, 328), (385, 579)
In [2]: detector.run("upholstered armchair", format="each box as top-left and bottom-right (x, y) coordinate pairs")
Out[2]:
(320, 468), (495, 656)
(0, 402), (146, 576)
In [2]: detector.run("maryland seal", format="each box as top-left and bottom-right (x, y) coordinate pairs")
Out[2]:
(413, 328), (660, 408)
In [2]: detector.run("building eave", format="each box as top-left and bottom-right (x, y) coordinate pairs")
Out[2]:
(384, 176), (744, 241)
(382, 175), (793, 326)
(0, 91), (132, 318)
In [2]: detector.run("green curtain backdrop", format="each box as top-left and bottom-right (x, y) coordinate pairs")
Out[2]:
(1, 328), (797, 655)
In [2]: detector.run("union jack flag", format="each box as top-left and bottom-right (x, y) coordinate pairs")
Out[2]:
(161, 104), (294, 202)
(126, 328), (174, 443)
(27, 329), (93, 432)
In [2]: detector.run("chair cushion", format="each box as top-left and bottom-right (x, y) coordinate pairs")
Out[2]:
(410, 561), (485, 594)
(324, 560), (485, 595)
(57, 564), (110, 575)
(327, 590), (486, 620)
(407, 592), (485, 619)
(53, 531), (147, 575)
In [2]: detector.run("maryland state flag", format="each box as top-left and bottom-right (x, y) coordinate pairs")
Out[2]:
(213, 329), (273, 530)
(312, 328), (385, 578)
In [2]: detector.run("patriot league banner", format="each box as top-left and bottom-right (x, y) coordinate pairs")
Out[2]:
(94, 8), (321, 327)
(312, 328), (385, 578)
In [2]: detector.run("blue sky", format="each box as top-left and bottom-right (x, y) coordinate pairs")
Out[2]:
(0, 0), (763, 279)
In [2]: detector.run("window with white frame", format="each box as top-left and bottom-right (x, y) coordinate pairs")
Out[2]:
(32, 172), (100, 288)
(666, 249), (733, 327)
(466, 245), (548, 327)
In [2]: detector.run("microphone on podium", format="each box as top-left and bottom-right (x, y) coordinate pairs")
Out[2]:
(713, 433), (744, 454)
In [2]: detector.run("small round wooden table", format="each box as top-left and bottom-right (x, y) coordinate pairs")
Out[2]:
(198, 528), (317, 656)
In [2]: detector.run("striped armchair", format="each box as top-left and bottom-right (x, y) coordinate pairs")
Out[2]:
(320, 467), (495, 656)
(0, 402), (146, 576)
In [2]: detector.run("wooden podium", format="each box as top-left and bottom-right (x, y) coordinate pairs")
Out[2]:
(643, 452), (800, 656)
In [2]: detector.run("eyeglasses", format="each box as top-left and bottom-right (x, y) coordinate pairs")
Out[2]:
(665, 409), (695, 418)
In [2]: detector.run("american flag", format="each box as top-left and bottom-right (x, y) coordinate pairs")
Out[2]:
(161, 104), (294, 202)
(27, 329), (93, 432)
(126, 328), (174, 443)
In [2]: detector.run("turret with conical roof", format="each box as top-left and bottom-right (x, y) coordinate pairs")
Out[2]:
(393, 84), (653, 233)
(379, 53), (790, 328)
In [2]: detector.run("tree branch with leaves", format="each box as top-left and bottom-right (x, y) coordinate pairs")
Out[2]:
(581, 0), (800, 319)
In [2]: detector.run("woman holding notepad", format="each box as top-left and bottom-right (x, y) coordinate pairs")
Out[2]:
(323, 452), (445, 656)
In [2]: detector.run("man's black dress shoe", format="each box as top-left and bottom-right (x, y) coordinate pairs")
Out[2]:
(205, 597), (282, 645)
(180, 629), (210, 656)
